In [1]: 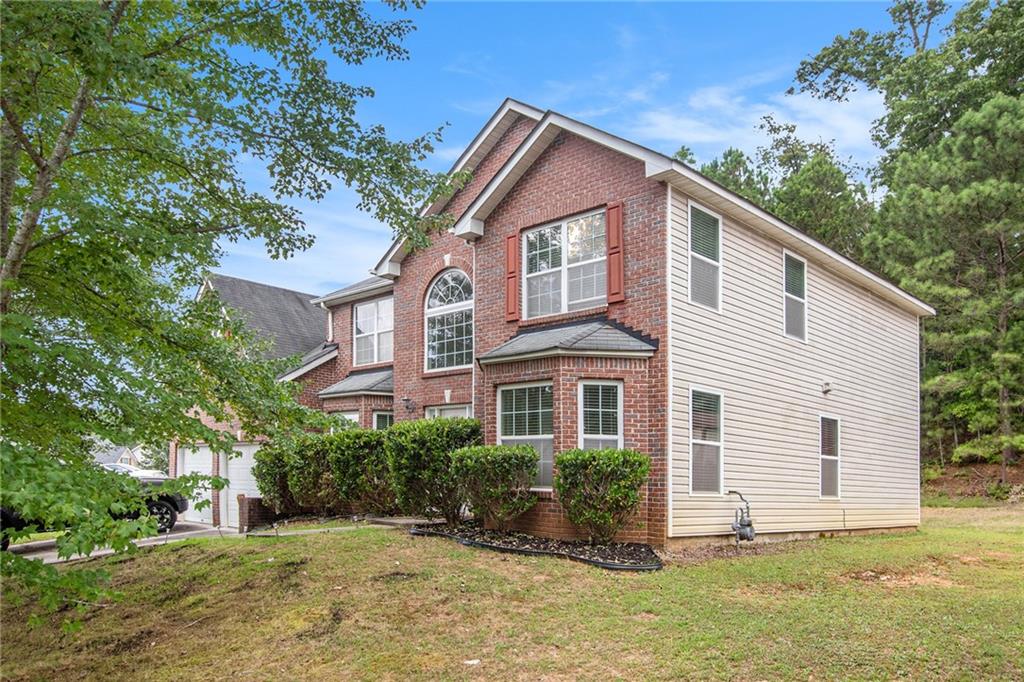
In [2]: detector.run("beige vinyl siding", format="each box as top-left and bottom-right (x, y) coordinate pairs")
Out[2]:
(668, 186), (921, 537)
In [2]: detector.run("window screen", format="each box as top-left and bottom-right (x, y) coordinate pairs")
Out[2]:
(691, 389), (723, 494)
(784, 254), (807, 340)
(499, 384), (554, 486)
(690, 205), (721, 310)
(820, 416), (840, 497)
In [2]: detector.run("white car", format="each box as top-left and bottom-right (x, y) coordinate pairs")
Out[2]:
(101, 462), (169, 479)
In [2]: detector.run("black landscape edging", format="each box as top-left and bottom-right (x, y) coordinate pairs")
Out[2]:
(410, 526), (662, 572)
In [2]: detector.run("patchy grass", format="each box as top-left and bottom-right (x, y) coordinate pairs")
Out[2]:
(921, 493), (1004, 508)
(2, 507), (1022, 681)
(256, 516), (360, 532)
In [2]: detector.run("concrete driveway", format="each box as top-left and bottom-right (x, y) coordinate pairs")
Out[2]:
(8, 522), (229, 565)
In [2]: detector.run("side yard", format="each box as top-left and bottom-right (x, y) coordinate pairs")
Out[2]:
(2, 507), (1021, 680)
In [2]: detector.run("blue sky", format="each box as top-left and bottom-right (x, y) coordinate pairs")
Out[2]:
(221, 1), (897, 296)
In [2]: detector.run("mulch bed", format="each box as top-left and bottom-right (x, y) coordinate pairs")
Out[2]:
(410, 522), (662, 571)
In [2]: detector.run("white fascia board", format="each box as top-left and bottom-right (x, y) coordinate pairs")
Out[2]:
(651, 162), (936, 317)
(373, 99), (545, 275)
(477, 348), (654, 366)
(454, 112), (669, 235)
(309, 281), (393, 307)
(319, 389), (393, 399)
(277, 348), (338, 383)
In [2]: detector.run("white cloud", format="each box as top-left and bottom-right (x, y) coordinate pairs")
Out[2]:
(627, 81), (885, 168)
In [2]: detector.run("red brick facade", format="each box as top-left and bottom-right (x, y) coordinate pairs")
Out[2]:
(469, 130), (669, 545)
(183, 107), (672, 545)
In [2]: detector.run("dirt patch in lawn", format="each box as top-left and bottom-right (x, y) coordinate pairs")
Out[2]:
(844, 558), (960, 589)
(658, 540), (797, 566)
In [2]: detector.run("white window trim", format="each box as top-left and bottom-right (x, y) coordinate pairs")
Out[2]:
(521, 208), (608, 320)
(423, 270), (474, 373)
(424, 404), (473, 418)
(372, 411), (394, 430)
(497, 380), (554, 491)
(353, 296), (393, 366)
(687, 199), (723, 314)
(688, 385), (725, 496)
(819, 413), (841, 499)
(782, 249), (809, 343)
(577, 380), (624, 450)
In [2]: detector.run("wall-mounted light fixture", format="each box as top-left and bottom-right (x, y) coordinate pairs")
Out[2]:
(822, 382), (832, 395)
(401, 396), (415, 413)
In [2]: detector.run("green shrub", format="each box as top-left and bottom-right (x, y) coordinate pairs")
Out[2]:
(384, 417), (481, 525)
(554, 448), (650, 545)
(986, 481), (1011, 501)
(286, 434), (344, 515)
(451, 445), (538, 531)
(253, 438), (300, 514)
(327, 428), (398, 515)
(921, 463), (944, 484)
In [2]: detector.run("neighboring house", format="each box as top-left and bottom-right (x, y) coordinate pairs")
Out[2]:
(93, 440), (143, 468)
(301, 98), (933, 547)
(170, 274), (333, 527)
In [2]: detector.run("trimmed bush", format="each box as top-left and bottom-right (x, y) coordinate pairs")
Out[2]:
(384, 417), (481, 525)
(286, 434), (344, 515)
(451, 445), (538, 531)
(554, 448), (650, 545)
(327, 428), (398, 515)
(253, 438), (300, 514)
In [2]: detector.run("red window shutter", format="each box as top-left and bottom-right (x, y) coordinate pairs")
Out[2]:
(505, 233), (520, 321)
(606, 201), (625, 303)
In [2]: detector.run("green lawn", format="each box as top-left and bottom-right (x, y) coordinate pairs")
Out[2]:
(2, 507), (1022, 680)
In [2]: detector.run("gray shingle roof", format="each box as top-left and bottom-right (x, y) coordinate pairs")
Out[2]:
(206, 273), (326, 360)
(478, 318), (657, 364)
(312, 275), (392, 305)
(318, 368), (394, 398)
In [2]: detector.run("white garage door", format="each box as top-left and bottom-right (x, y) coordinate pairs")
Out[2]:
(222, 444), (262, 528)
(178, 447), (213, 524)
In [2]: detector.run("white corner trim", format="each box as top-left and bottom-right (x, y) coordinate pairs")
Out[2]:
(277, 348), (338, 383)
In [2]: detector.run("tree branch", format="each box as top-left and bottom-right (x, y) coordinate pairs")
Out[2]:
(0, 99), (47, 171)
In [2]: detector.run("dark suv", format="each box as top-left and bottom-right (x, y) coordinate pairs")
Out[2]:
(1, 469), (188, 551)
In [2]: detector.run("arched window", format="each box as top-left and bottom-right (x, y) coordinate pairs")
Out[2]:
(425, 270), (473, 371)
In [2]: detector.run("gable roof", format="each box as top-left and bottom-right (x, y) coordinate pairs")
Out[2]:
(448, 108), (934, 318)
(318, 368), (394, 398)
(311, 275), (393, 307)
(372, 98), (544, 278)
(203, 273), (327, 360)
(478, 317), (657, 365)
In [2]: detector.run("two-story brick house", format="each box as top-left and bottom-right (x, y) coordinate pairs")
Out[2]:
(287, 99), (933, 547)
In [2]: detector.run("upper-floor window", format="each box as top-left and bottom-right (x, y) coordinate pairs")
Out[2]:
(353, 297), (393, 365)
(689, 202), (722, 312)
(523, 210), (606, 319)
(783, 252), (807, 341)
(425, 270), (473, 371)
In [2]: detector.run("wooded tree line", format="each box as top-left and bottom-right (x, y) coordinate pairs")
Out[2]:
(677, 0), (1022, 482)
